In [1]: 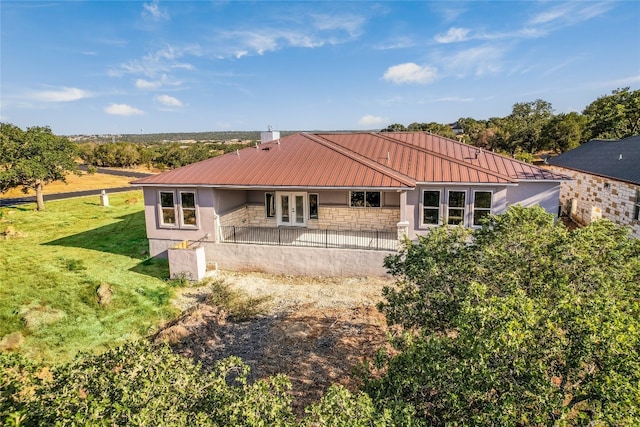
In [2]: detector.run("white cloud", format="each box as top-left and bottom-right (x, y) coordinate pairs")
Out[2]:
(434, 27), (471, 44)
(110, 44), (200, 78)
(383, 63), (438, 84)
(30, 87), (91, 102)
(358, 115), (388, 127)
(104, 104), (144, 116)
(142, 0), (169, 21)
(136, 79), (161, 90)
(155, 94), (183, 107)
(446, 45), (505, 77)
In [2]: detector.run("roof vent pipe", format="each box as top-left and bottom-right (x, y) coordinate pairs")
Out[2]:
(619, 154), (623, 160)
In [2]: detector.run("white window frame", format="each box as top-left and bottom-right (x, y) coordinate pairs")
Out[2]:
(472, 190), (493, 227)
(159, 191), (178, 228)
(446, 190), (467, 226)
(420, 188), (442, 227)
(349, 191), (381, 208)
(179, 191), (199, 228)
(158, 190), (199, 229)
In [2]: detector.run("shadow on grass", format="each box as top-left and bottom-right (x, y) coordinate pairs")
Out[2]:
(44, 211), (169, 280)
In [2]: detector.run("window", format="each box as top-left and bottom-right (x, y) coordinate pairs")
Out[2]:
(160, 191), (176, 226)
(447, 191), (466, 225)
(309, 194), (319, 219)
(422, 190), (441, 225)
(265, 192), (275, 218)
(473, 191), (492, 226)
(180, 192), (197, 226)
(350, 191), (381, 208)
(634, 190), (640, 221)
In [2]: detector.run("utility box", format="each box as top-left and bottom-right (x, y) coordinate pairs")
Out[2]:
(167, 241), (206, 282)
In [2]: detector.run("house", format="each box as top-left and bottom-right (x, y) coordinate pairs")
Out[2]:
(547, 134), (640, 238)
(132, 131), (568, 276)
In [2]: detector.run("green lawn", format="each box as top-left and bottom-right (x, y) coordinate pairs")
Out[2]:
(0, 191), (177, 363)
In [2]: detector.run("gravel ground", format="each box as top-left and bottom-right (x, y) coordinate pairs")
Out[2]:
(157, 270), (396, 415)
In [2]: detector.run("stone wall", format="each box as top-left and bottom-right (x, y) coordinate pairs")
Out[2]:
(548, 166), (640, 238)
(222, 204), (399, 231)
(218, 205), (248, 227)
(311, 207), (399, 231)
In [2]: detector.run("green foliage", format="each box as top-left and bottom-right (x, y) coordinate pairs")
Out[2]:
(369, 206), (640, 425)
(0, 123), (79, 210)
(1, 341), (412, 426)
(541, 112), (587, 153)
(583, 87), (640, 140)
(1, 341), (296, 426)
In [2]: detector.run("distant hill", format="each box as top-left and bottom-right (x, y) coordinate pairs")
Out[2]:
(67, 130), (372, 143)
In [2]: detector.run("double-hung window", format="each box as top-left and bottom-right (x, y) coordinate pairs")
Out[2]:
(422, 190), (441, 225)
(180, 192), (197, 226)
(350, 191), (381, 208)
(160, 191), (176, 226)
(447, 191), (466, 225)
(159, 190), (198, 228)
(472, 191), (492, 226)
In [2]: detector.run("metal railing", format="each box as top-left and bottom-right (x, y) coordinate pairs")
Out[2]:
(218, 226), (398, 251)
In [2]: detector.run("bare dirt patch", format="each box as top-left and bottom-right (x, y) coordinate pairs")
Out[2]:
(159, 271), (396, 414)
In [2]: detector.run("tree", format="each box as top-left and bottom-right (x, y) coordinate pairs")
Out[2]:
(541, 112), (587, 153)
(583, 87), (640, 141)
(366, 206), (640, 425)
(506, 99), (554, 154)
(0, 124), (78, 211)
(381, 123), (407, 132)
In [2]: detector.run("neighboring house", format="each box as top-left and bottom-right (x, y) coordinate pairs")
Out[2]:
(132, 131), (567, 276)
(547, 134), (640, 238)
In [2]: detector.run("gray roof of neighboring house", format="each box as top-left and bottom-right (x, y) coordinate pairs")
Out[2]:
(547, 134), (640, 185)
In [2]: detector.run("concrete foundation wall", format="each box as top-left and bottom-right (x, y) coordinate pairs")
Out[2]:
(150, 238), (392, 277)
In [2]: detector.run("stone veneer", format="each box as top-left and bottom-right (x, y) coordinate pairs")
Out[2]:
(548, 166), (640, 238)
(219, 204), (400, 231)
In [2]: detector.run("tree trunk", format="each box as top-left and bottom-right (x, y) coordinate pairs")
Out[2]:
(35, 180), (45, 211)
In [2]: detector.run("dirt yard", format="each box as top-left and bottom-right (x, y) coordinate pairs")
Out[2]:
(155, 271), (397, 414)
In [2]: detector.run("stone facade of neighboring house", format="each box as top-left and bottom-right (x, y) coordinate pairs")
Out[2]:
(547, 135), (640, 239)
(548, 166), (640, 237)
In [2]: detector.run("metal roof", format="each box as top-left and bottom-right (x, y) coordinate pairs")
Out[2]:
(547, 134), (640, 185)
(132, 132), (567, 188)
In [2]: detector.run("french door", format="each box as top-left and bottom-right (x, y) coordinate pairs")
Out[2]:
(276, 192), (307, 227)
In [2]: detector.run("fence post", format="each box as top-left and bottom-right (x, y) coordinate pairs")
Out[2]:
(376, 230), (379, 250)
(233, 226), (236, 243)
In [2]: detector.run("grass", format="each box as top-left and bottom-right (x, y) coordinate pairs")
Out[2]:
(0, 191), (177, 363)
(1, 171), (136, 198)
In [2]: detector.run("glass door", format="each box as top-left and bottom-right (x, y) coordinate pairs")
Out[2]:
(277, 192), (307, 226)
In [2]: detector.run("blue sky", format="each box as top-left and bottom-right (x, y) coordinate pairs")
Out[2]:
(1, 1), (639, 135)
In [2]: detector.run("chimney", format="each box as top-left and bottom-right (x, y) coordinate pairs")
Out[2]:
(260, 125), (280, 144)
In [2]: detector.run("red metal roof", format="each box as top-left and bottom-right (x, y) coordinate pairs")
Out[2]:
(132, 132), (567, 188)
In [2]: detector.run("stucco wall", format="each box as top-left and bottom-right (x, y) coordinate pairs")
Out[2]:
(505, 181), (561, 215)
(142, 186), (215, 243)
(548, 166), (640, 238)
(148, 238), (392, 277)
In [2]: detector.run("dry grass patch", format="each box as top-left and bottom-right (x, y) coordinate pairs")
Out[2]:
(1, 172), (135, 198)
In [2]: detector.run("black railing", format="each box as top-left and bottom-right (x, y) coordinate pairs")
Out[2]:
(218, 226), (398, 251)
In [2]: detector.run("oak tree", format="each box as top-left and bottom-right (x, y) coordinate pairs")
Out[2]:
(368, 206), (640, 426)
(0, 123), (78, 211)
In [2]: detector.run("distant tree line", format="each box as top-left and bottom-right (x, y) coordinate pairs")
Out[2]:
(78, 141), (251, 170)
(382, 87), (640, 158)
